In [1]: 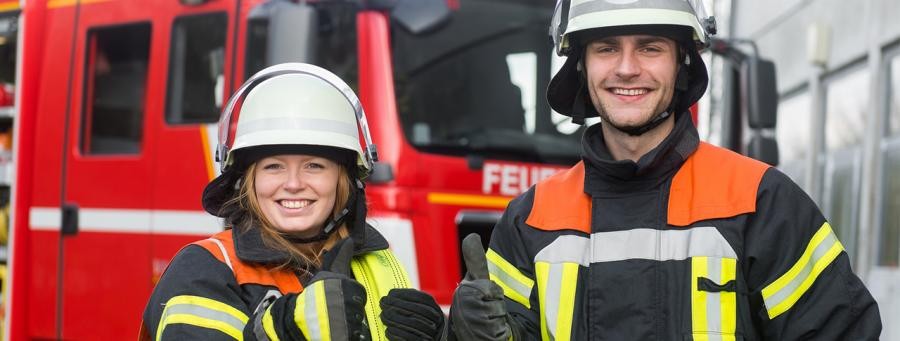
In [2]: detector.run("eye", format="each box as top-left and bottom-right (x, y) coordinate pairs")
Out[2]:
(592, 45), (616, 54)
(305, 162), (325, 170)
(262, 162), (283, 170)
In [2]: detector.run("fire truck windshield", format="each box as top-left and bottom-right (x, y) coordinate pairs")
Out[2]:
(392, 0), (583, 165)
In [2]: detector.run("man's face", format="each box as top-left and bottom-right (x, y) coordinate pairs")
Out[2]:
(583, 35), (679, 132)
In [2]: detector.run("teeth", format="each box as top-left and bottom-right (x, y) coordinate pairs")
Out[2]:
(280, 200), (310, 209)
(613, 88), (647, 96)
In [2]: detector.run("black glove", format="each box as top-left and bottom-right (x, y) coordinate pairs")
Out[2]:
(253, 237), (370, 341)
(380, 288), (447, 340)
(449, 234), (516, 341)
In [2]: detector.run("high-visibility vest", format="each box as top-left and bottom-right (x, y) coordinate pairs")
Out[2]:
(193, 230), (411, 341)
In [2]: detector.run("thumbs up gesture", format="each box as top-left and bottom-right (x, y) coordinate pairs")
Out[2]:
(302, 237), (370, 340)
(449, 234), (514, 341)
(248, 238), (371, 341)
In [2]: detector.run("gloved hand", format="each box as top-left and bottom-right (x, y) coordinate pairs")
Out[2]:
(449, 234), (516, 341)
(380, 288), (447, 340)
(251, 237), (370, 341)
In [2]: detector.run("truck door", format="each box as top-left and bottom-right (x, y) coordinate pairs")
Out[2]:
(55, 20), (155, 339)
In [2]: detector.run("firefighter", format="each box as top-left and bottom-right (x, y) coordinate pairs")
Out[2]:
(448, 0), (882, 340)
(142, 63), (446, 340)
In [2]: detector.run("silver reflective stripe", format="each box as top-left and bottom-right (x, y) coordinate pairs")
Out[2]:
(570, 0), (694, 18)
(534, 227), (736, 265)
(544, 263), (563, 341)
(236, 116), (358, 140)
(208, 238), (234, 271)
(764, 231), (839, 311)
(487, 262), (532, 305)
(161, 303), (247, 336)
(705, 259), (722, 341)
(305, 284), (323, 340)
(534, 235), (591, 266)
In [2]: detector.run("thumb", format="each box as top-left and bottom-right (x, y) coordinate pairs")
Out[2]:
(461, 233), (489, 281)
(321, 237), (355, 276)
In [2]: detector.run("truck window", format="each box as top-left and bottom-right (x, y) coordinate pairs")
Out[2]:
(391, 0), (581, 165)
(244, 1), (357, 88)
(166, 12), (227, 124)
(81, 23), (151, 154)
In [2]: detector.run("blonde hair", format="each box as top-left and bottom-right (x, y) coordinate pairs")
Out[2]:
(224, 161), (353, 278)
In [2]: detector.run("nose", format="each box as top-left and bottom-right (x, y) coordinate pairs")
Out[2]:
(614, 50), (641, 79)
(282, 171), (306, 192)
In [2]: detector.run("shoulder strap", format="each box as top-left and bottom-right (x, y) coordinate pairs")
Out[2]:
(193, 230), (302, 293)
(668, 142), (770, 226)
(525, 162), (591, 234)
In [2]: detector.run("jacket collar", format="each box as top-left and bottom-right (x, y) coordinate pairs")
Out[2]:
(581, 112), (699, 194)
(232, 223), (390, 264)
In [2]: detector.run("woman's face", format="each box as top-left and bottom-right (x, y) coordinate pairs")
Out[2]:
(254, 154), (341, 236)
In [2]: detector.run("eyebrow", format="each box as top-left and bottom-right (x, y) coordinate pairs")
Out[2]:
(591, 36), (673, 46)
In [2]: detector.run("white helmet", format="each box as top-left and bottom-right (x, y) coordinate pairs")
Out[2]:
(550, 0), (716, 57)
(216, 63), (376, 178)
(547, 0), (716, 131)
(204, 63), (377, 217)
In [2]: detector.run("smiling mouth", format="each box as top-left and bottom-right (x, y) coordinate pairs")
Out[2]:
(610, 88), (649, 96)
(279, 199), (313, 209)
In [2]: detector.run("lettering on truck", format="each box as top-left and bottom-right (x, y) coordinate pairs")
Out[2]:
(482, 163), (562, 196)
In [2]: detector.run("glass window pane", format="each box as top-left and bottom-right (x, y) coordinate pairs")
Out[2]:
(777, 93), (811, 162)
(825, 150), (860, 259)
(166, 13), (227, 124)
(244, 2), (358, 86)
(81, 23), (151, 155)
(825, 69), (869, 150)
(391, 0), (579, 165)
(880, 139), (900, 266)
(776, 93), (811, 188)
(890, 55), (900, 136)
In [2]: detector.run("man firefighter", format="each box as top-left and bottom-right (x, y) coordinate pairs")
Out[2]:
(448, 0), (882, 340)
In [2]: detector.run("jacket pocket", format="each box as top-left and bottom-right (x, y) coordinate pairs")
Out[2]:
(687, 256), (740, 340)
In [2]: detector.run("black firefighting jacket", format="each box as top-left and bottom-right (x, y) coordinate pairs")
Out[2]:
(141, 224), (410, 340)
(487, 113), (882, 340)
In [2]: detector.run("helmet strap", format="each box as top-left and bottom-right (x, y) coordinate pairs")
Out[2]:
(572, 56), (588, 125)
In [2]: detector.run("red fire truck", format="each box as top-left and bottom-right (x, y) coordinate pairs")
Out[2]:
(4, 0), (579, 339)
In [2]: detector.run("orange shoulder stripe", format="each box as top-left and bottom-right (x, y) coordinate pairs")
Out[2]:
(668, 142), (770, 226)
(525, 162), (592, 234)
(193, 230), (303, 293)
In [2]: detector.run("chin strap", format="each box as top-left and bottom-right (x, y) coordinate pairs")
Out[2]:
(283, 178), (366, 245)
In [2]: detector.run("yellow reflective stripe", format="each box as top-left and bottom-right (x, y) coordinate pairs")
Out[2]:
(486, 248), (534, 309)
(555, 263), (578, 341)
(535, 262), (551, 341)
(262, 304), (280, 341)
(294, 287), (312, 339)
(351, 249), (412, 341)
(314, 283), (331, 341)
(691, 257), (709, 341)
(761, 222), (844, 319)
(156, 295), (249, 341)
(534, 261), (577, 341)
(721, 258), (737, 340)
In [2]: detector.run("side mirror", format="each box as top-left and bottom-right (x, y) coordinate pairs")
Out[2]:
(747, 134), (779, 166)
(248, 1), (318, 65)
(391, 0), (451, 34)
(745, 57), (778, 129)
